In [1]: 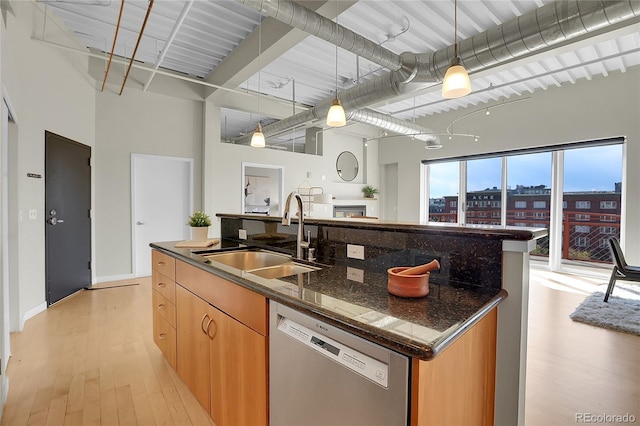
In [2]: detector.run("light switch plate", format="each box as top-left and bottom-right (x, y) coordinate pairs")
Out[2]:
(29, 209), (37, 220)
(239, 229), (247, 240)
(347, 244), (365, 260)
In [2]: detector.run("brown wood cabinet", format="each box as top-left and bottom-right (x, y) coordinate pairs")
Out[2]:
(151, 250), (177, 369)
(176, 284), (215, 412)
(173, 259), (268, 426)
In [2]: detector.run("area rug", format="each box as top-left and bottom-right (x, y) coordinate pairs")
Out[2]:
(569, 283), (640, 336)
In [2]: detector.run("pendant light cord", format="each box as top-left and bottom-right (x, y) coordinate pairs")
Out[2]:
(258, 19), (261, 124)
(454, 0), (458, 58)
(335, 0), (339, 99)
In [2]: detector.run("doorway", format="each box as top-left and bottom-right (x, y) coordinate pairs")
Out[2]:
(45, 131), (92, 305)
(132, 154), (193, 277)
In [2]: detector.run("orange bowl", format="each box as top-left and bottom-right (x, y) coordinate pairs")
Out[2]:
(387, 267), (430, 298)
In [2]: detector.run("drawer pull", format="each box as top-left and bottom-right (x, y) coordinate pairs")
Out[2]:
(158, 333), (167, 340)
(157, 304), (165, 310)
(205, 318), (217, 339)
(157, 261), (166, 266)
(200, 313), (209, 334)
(157, 282), (167, 288)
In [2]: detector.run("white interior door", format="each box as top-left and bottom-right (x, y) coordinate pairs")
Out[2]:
(132, 154), (193, 277)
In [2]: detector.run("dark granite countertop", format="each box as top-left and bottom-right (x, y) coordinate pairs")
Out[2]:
(217, 213), (547, 241)
(151, 239), (507, 360)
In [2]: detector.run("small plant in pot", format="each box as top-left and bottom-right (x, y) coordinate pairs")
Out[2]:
(362, 185), (379, 198)
(188, 211), (211, 241)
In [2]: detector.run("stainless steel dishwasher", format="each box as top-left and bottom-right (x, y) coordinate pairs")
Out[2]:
(269, 301), (410, 426)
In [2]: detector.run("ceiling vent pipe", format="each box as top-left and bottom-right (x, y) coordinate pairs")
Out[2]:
(233, 0), (639, 143)
(235, 0), (402, 71)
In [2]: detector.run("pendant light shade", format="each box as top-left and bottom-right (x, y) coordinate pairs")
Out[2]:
(250, 123), (265, 147)
(442, 0), (471, 99)
(327, 98), (346, 127)
(442, 57), (471, 98)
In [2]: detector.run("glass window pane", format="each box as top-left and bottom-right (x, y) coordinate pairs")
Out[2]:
(428, 162), (459, 223)
(467, 158), (502, 225)
(507, 152), (552, 257)
(562, 145), (622, 264)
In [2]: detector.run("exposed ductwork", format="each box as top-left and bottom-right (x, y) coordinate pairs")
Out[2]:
(235, 0), (402, 71)
(233, 0), (640, 145)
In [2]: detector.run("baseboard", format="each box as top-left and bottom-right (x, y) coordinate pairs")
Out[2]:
(0, 376), (9, 422)
(20, 302), (47, 331)
(94, 273), (136, 284)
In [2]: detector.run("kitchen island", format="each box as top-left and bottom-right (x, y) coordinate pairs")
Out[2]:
(151, 214), (546, 425)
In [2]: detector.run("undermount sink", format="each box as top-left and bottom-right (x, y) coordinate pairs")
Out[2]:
(202, 250), (291, 270)
(248, 262), (320, 279)
(201, 249), (321, 279)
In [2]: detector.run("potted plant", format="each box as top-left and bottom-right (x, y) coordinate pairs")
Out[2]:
(188, 211), (211, 241)
(362, 185), (379, 198)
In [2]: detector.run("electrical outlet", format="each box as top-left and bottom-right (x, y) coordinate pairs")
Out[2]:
(346, 267), (364, 283)
(347, 244), (365, 260)
(29, 209), (37, 220)
(239, 229), (247, 240)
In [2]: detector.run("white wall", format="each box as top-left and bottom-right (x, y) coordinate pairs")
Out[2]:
(379, 68), (640, 262)
(95, 88), (203, 278)
(207, 121), (379, 236)
(2, 2), (96, 326)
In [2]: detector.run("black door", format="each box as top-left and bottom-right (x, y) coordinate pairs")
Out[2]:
(45, 131), (91, 305)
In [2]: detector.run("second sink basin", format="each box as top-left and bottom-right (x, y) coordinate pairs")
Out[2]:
(203, 250), (291, 270)
(248, 262), (320, 279)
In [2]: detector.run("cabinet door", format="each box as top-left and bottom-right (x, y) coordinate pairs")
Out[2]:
(176, 285), (214, 412)
(210, 306), (268, 426)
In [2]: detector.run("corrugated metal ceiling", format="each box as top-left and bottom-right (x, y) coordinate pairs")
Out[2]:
(40, 0), (640, 143)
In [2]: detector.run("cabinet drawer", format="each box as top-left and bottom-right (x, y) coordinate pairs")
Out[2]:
(152, 273), (176, 304)
(152, 289), (176, 328)
(153, 314), (176, 369)
(152, 250), (175, 281)
(176, 260), (268, 336)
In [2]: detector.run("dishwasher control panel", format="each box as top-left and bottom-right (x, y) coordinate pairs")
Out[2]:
(277, 316), (389, 387)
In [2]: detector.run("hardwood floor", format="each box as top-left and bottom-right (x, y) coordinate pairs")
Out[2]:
(1, 269), (637, 425)
(525, 266), (639, 425)
(1, 278), (213, 426)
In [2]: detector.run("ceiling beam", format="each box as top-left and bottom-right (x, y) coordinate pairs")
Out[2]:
(203, 0), (357, 101)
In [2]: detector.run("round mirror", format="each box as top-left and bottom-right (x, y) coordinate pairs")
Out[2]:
(336, 151), (359, 182)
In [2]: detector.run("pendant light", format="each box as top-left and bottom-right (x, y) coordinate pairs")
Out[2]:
(251, 19), (266, 147)
(442, 0), (471, 99)
(327, 3), (346, 127)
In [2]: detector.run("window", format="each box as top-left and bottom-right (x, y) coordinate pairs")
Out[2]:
(478, 201), (488, 208)
(600, 201), (617, 209)
(491, 211), (500, 218)
(575, 214), (591, 221)
(533, 212), (546, 219)
(599, 226), (617, 235)
(576, 201), (591, 209)
(600, 215), (616, 222)
(514, 222), (527, 227)
(599, 239), (609, 248)
(575, 225), (590, 233)
(563, 201), (567, 209)
(515, 212), (526, 218)
(478, 212), (487, 217)
(533, 201), (546, 209)
(515, 201), (526, 209)
(449, 210), (457, 214)
(491, 201), (501, 208)
(575, 237), (589, 247)
(450, 201), (457, 208)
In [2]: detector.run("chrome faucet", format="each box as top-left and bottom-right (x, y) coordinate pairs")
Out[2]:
(282, 192), (307, 260)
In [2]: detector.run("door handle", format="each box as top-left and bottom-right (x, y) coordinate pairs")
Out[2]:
(47, 217), (64, 225)
(136, 221), (146, 225)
